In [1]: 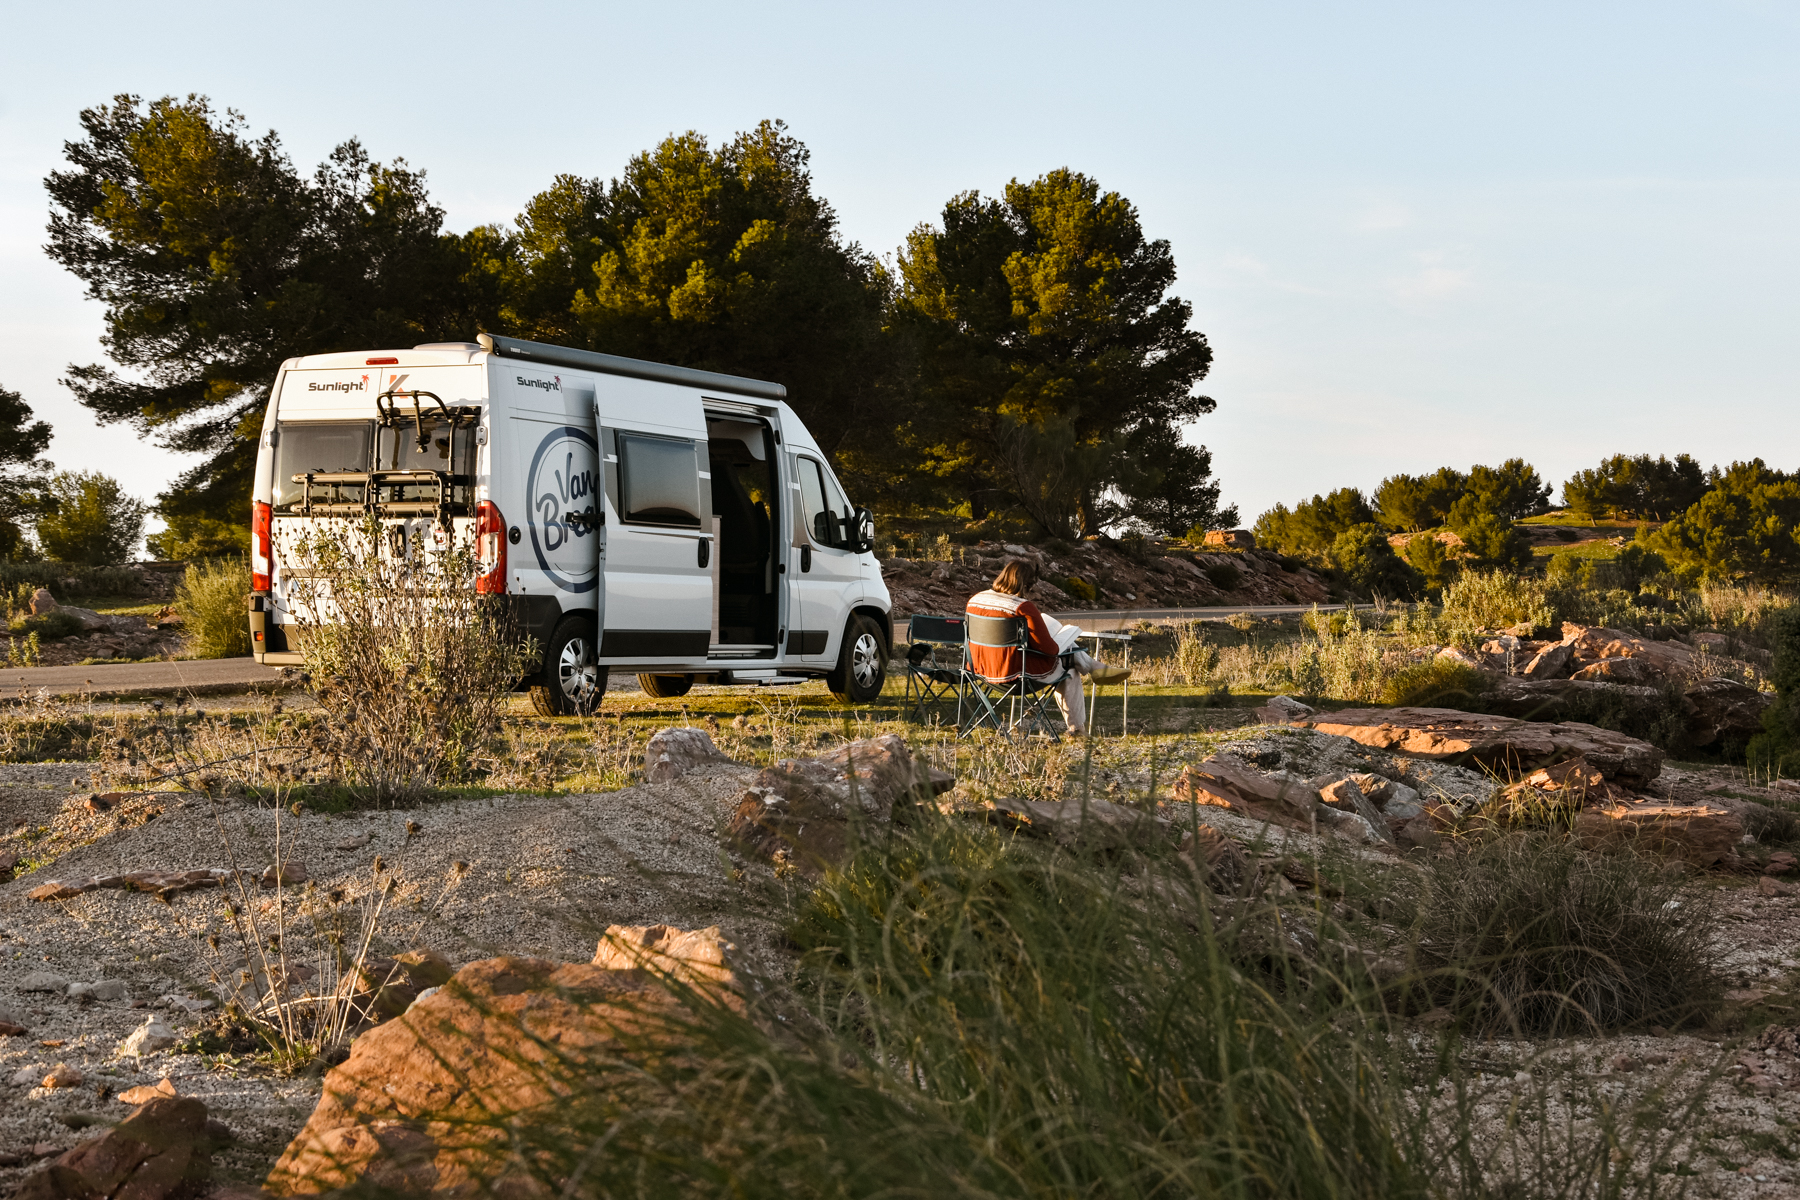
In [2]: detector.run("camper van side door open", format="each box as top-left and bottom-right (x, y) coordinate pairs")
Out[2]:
(594, 378), (713, 660)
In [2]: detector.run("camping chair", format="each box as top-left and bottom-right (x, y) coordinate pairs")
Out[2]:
(901, 614), (966, 724)
(958, 613), (1072, 741)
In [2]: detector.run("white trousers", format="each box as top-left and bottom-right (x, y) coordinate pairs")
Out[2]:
(1046, 649), (1102, 733)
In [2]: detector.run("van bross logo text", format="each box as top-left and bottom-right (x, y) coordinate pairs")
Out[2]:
(524, 425), (598, 594)
(516, 375), (562, 392)
(307, 375), (369, 392)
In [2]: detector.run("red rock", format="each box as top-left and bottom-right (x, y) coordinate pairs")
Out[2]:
(592, 924), (736, 988)
(13, 1096), (211, 1200)
(265, 954), (725, 1196)
(1757, 875), (1797, 898)
(1298, 707), (1664, 786)
(1573, 802), (1744, 866)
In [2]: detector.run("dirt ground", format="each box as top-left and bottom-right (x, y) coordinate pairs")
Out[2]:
(0, 718), (1796, 1194)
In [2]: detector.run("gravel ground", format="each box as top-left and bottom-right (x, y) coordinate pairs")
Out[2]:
(0, 758), (777, 1186)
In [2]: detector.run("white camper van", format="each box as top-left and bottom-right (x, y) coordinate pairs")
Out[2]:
(247, 333), (891, 714)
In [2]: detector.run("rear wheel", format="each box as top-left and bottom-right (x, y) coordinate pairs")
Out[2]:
(827, 614), (887, 704)
(637, 673), (694, 698)
(529, 620), (604, 716)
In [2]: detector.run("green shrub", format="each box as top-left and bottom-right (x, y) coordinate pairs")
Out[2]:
(1055, 575), (1099, 604)
(1329, 523), (1421, 599)
(1402, 532), (1458, 593)
(1438, 568), (1553, 635)
(1204, 562), (1241, 591)
(7, 610), (84, 641)
(175, 559), (253, 658)
(1173, 623), (1217, 684)
(1749, 605), (1800, 779)
(1416, 834), (1719, 1034)
(1381, 658), (1489, 708)
(1741, 800), (1800, 845)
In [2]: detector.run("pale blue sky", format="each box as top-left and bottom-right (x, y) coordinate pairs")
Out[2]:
(2, 1), (1794, 531)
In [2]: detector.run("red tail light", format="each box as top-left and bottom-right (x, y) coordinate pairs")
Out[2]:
(475, 500), (506, 594)
(251, 501), (272, 592)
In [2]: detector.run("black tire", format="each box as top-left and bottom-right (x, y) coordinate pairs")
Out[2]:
(529, 619), (605, 716)
(637, 673), (694, 698)
(827, 614), (887, 704)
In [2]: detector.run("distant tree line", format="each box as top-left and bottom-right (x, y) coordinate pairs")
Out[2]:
(7, 94), (1236, 563)
(1252, 451), (1799, 596)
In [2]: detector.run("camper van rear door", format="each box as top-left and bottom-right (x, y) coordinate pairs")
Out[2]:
(508, 387), (601, 608)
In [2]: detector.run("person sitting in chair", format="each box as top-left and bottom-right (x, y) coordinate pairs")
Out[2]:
(967, 558), (1130, 736)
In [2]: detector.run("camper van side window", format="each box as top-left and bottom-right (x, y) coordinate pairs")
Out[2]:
(797, 457), (852, 548)
(618, 433), (702, 528)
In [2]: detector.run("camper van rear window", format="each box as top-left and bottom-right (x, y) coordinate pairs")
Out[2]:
(619, 433), (702, 528)
(273, 422), (372, 508)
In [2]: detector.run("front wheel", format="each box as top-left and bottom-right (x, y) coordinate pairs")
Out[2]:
(529, 620), (605, 716)
(826, 614), (887, 704)
(637, 674), (693, 698)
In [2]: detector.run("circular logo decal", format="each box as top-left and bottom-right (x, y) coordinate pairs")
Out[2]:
(525, 426), (599, 594)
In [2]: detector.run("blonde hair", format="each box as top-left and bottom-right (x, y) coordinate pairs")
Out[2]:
(993, 558), (1038, 596)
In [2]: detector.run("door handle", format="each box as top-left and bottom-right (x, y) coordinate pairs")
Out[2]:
(698, 538), (710, 569)
(800, 545), (812, 573)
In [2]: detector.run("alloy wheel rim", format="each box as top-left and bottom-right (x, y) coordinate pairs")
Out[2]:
(851, 632), (880, 688)
(558, 637), (598, 702)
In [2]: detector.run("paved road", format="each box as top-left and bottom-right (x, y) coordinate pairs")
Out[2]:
(1, 604), (1371, 699)
(0, 657), (291, 701)
(893, 603), (1371, 637)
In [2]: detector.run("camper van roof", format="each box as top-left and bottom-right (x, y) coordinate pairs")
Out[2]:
(477, 333), (787, 402)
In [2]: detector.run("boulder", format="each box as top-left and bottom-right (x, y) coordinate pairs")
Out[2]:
(644, 727), (731, 783)
(13, 1096), (212, 1200)
(1203, 529), (1256, 550)
(727, 735), (942, 869)
(1252, 694), (1315, 724)
(1178, 826), (1249, 892)
(1561, 623), (1696, 682)
(1316, 778), (1395, 845)
(264, 953), (729, 1197)
(987, 796), (1171, 848)
(54, 605), (108, 632)
(1172, 759), (1320, 822)
(1297, 707), (1664, 786)
(1521, 643), (1574, 680)
(1573, 801), (1744, 866)
(119, 1020), (178, 1058)
(1570, 657), (1661, 685)
(29, 588), (57, 615)
(591, 924), (736, 989)
(1683, 678), (1773, 747)
(1483, 676), (1665, 726)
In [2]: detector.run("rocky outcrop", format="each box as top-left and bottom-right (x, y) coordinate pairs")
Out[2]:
(1561, 624), (1698, 682)
(1252, 694), (1315, 724)
(1203, 530), (1256, 550)
(1520, 643), (1574, 680)
(1682, 678), (1773, 747)
(1573, 801), (1744, 866)
(1169, 758), (1389, 845)
(727, 734), (951, 870)
(265, 950), (733, 1197)
(14, 1096), (214, 1200)
(591, 923), (736, 989)
(1296, 707), (1664, 786)
(986, 796), (1171, 848)
(644, 727), (733, 783)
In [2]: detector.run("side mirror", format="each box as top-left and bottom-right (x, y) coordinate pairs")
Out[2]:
(853, 507), (876, 554)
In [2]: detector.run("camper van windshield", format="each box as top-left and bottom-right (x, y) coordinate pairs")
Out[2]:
(273, 422), (371, 508)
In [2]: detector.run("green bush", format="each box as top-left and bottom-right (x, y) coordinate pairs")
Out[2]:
(1380, 658), (1489, 708)
(1438, 568), (1553, 634)
(1402, 532), (1457, 593)
(1416, 834), (1719, 1034)
(1055, 575), (1099, 604)
(1748, 605), (1800, 779)
(175, 559), (252, 658)
(1204, 562), (1241, 591)
(1329, 523), (1421, 599)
